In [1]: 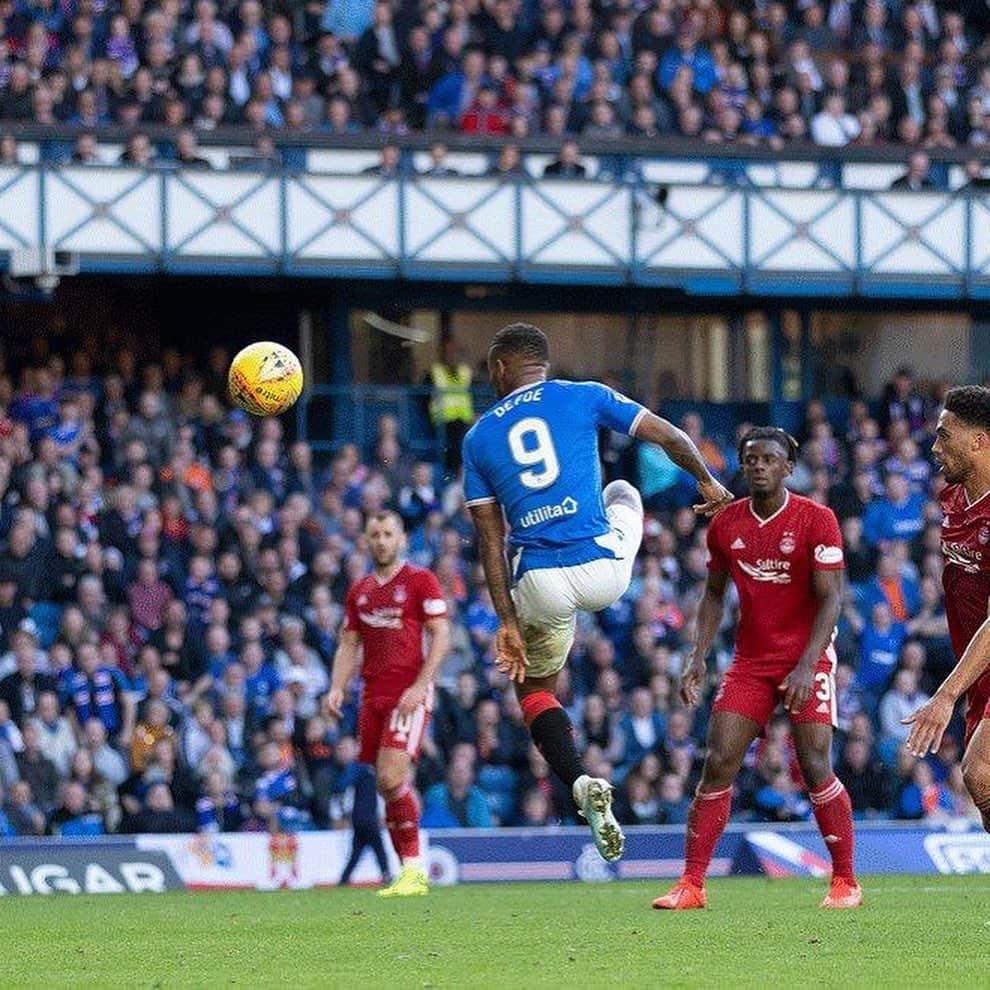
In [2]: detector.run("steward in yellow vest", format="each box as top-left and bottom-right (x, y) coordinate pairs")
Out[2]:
(429, 361), (474, 425)
(429, 342), (475, 474)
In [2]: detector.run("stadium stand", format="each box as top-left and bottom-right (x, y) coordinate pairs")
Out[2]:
(0, 338), (980, 838)
(1, 0), (990, 189)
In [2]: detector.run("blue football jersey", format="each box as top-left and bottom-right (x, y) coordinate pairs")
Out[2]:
(462, 379), (647, 576)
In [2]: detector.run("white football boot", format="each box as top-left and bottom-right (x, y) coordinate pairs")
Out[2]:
(573, 774), (625, 862)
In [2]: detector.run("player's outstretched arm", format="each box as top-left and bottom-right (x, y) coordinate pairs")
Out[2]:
(326, 629), (362, 718)
(397, 616), (450, 717)
(903, 613), (990, 756)
(469, 501), (527, 683)
(680, 568), (729, 706)
(781, 568), (843, 714)
(631, 413), (733, 516)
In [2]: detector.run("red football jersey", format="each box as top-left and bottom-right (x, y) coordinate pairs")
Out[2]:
(344, 563), (448, 700)
(707, 492), (844, 668)
(938, 484), (990, 727)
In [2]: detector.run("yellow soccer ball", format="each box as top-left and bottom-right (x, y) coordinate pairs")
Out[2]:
(228, 342), (304, 417)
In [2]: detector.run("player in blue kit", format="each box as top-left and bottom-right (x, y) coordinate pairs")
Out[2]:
(463, 323), (732, 860)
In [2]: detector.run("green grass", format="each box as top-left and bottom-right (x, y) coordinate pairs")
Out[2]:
(3, 877), (989, 987)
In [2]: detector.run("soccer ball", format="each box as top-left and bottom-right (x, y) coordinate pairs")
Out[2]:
(228, 341), (304, 417)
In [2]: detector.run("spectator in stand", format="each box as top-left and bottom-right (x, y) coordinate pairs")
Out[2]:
(878, 669), (930, 757)
(890, 152), (934, 191)
(811, 92), (861, 146)
(0, 134), (17, 165)
(0, 632), (56, 724)
(67, 642), (135, 744)
(15, 722), (59, 811)
(658, 773), (691, 824)
(658, 24), (716, 95)
(863, 473), (926, 547)
(4, 780), (46, 835)
(858, 553), (920, 623)
(423, 756), (492, 828)
(879, 368), (928, 440)
(49, 780), (105, 836)
(174, 129), (212, 168)
(543, 139), (586, 178)
(836, 737), (891, 817)
(896, 760), (952, 821)
(31, 691), (76, 777)
(362, 142), (403, 177)
(619, 687), (665, 768)
(849, 602), (908, 711)
(460, 85), (508, 135)
(421, 142), (458, 177)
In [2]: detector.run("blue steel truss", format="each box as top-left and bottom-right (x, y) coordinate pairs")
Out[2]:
(1, 163), (990, 298)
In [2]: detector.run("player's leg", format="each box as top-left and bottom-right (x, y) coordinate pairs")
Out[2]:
(515, 569), (624, 860)
(790, 655), (861, 908)
(517, 672), (624, 861)
(376, 747), (426, 896)
(601, 481), (644, 587)
(653, 710), (761, 909)
(516, 672), (585, 789)
(961, 718), (990, 832)
(603, 478), (643, 515)
(376, 701), (431, 897)
(512, 573), (584, 791)
(791, 721), (860, 907)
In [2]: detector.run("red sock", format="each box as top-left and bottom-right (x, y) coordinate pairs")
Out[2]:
(385, 784), (421, 863)
(682, 785), (732, 887)
(809, 775), (856, 882)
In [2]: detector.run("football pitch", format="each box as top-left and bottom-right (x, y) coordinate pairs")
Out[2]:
(4, 876), (988, 987)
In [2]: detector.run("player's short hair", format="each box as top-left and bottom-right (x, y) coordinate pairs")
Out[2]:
(738, 426), (798, 463)
(366, 509), (404, 532)
(489, 323), (550, 365)
(944, 385), (990, 431)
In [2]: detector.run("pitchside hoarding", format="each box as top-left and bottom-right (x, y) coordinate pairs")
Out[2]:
(0, 841), (183, 895)
(0, 823), (987, 894)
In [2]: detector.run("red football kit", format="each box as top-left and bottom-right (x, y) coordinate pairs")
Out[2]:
(707, 492), (845, 728)
(344, 563), (448, 765)
(938, 483), (990, 745)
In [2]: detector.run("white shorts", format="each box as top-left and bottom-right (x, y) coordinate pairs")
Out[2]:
(511, 503), (643, 679)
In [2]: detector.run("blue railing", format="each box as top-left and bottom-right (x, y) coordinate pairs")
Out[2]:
(1, 163), (990, 297)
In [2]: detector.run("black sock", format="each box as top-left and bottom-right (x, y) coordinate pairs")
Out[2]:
(529, 707), (585, 790)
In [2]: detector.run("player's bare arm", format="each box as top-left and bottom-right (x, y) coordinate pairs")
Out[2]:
(326, 628), (362, 718)
(781, 568), (843, 714)
(903, 610), (990, 756)
(681, 567), (730, 707)
(632, 412), (733, 516)
(396, 615), (450, 717)
(469, 500), (528, 683)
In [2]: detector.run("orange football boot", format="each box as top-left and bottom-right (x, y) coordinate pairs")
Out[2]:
(820, 877), (863, 909)
(652, 879), (707, 910)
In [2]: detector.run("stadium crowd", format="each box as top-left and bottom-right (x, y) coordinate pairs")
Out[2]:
(2, 0), (990, 174)
(0, 335), (981, 841)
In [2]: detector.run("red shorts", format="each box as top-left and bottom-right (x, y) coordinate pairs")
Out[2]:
(964, 675), (990, 748)
(712, 648), (837, 729)
(357, 688), (433, 766)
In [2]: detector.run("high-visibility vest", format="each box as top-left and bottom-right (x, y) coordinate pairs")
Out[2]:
(430, 363), (474, 424)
